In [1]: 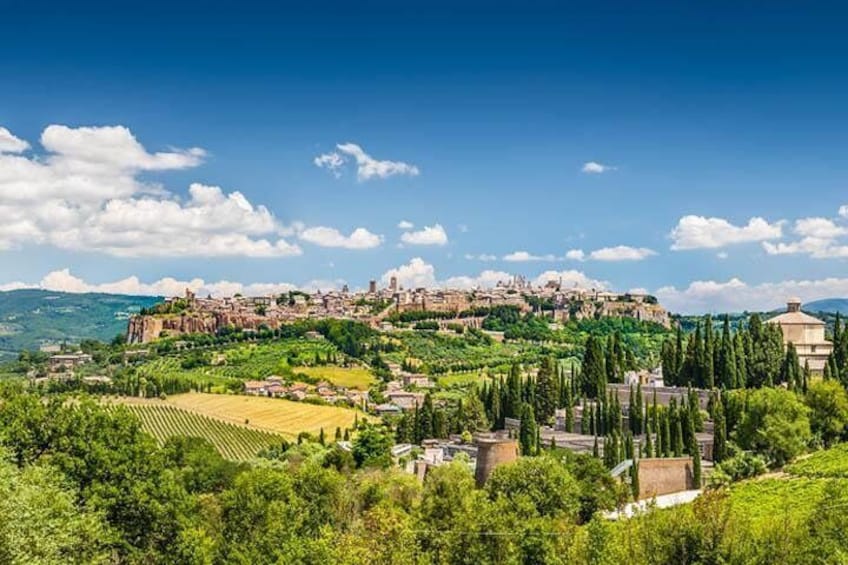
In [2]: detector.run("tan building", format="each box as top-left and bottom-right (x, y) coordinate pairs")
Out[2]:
(766, 298), (833, 373)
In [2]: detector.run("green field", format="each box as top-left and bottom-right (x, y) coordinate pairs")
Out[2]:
(786, 443), (848, 478)
(135, 339), (341, 386)
(294, 365), (374, 389)
(118, 402), (284, 460)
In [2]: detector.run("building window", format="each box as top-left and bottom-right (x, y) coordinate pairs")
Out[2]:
(811, 345), (817, 353)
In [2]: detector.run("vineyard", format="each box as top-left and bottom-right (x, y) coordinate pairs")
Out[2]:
(786, 443), (848, 478)
(164, 392), (365, 437)
(120, 403), (284, 461)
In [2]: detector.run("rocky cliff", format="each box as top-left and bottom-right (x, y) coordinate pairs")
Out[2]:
(126, 312), (284, 343)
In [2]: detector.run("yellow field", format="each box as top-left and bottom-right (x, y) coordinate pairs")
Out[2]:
(294, 365), (375, 390)
(162, 392), (363, 438)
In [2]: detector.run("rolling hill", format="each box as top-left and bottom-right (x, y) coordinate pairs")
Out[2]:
(0, 289), (161, 358)
(804, 298), (848, 315)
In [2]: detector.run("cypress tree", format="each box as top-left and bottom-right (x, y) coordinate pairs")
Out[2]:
(662, 410), (671, 457)
(518, 402), (538, 456)
(703, 314), (715, 388)
(630, 461), (640, 499)
(687, 409), (702, 487)
(712, 393), (727, 463)
(644, 421), (654, 458)
(535, 356), (558, 423)
(581, 400), (590, 435)
(592, 434), (599, 458)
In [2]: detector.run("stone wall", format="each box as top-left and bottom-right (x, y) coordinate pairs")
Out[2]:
(637, 457), (696, 499)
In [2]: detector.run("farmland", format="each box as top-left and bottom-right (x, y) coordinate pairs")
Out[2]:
(294, 365), (374, 389)
(117, 402), (284, 460)
(162, 392), (364, 437)
(785, 443), (848, 478)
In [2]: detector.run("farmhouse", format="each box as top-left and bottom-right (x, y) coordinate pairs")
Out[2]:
(48, 352), (93, 371)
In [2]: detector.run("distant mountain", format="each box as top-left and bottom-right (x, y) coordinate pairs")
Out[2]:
(804, 298), (848, 315)
(0, 289), (161, 359)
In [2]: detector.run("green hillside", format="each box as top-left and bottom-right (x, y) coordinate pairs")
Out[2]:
(0, 289), (160, 358)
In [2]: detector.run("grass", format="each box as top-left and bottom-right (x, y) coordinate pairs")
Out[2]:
(785, 443), (848, 478)
(437, 371), (490, 387)
(114, 401), (284, 460)
(162, 392), (364, 438)
(294, 365), (375, 390)
(134, 339), (340, 386)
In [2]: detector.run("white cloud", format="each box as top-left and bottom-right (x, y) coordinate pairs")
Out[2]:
(400, 224), (448, 246)
(0, 268), (347, 298)
(533, 270), (607, 289)
(840, 205), (848, 218)
(656, 276), (848, 314)
(298, 226), (382, 249)
(670, 215), (783, 250)
(0, 127), (29, 153)
(589, 245), (657, 262)
(0, 125), (304, 258)
(313, 152), (346, 177)
(318, 142), (419, 181)
(503, 251), (557, 262)
(381, 258), (437, 288)
(565, 249), (586, 261)
(794, 217), (848, 239)
(381, 258), (603, 291)
(761, 211), (848, 259)
(397, 220), (414, 229)
(717, 251), (728, 259)
(581, 161), (614, 174)
(465, 253), (497, 262)
(443, 270), (512, 290)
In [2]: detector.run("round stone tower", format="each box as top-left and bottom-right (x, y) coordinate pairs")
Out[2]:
(474, 437), (519, 486)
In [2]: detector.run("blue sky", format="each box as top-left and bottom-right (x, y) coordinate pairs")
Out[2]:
(1, 1), (848, 312)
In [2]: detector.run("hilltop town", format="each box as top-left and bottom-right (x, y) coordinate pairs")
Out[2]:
(127, 275), (669, 343)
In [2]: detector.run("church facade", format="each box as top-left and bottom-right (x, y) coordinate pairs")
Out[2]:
(766, 298), (833, 374)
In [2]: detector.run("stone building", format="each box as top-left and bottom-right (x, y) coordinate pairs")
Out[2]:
(766, 298), (833, 373)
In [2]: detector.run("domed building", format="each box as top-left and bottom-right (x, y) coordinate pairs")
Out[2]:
(766, 297), (833, 374)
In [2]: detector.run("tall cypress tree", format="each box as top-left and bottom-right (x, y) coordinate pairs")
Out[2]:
(518, 402), (538, 456)
(535, 356), (557, 423)
(703, 314), (715, 388)
(687, 409), (702, 487)
(712, 392), (727, 463)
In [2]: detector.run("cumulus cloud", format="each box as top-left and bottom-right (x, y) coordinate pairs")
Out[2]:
(761, 211), (848, 259)
(0, 268), (348, 298)
(381, 258), (437, 288)
(670, 215), (783, 250)
(397, 220), (414, 229)
(533, 270), (607, 289)
(656, 276), (848, 314)
(0, 127), (29, 153)
(298, 226), (382, 249)
(840, 205), (848, 218)
(565, 249), (586, 261)
(315, 142), (419, 181)
(400, 224), (448, 246)
(381, 258), (602, 291)
(0, 124), (306, 258)
(581, 161), (614, 174)
(503, 251), (557, 262)
(589, 245), (657, 261)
